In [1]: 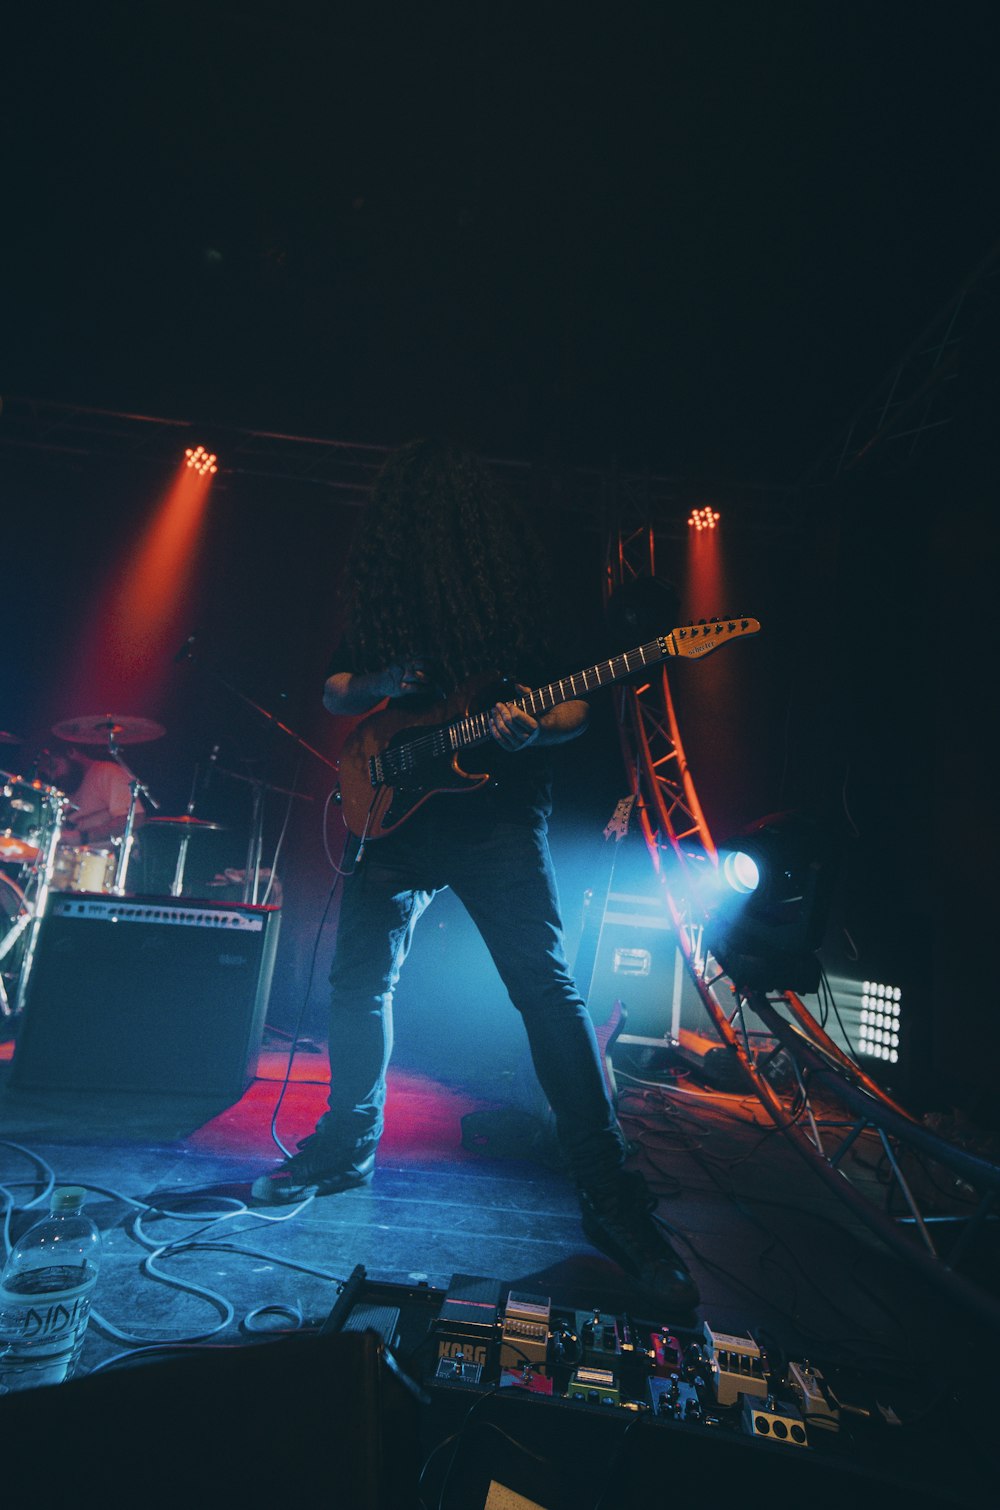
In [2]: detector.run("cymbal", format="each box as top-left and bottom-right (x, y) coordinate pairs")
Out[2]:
(146, 815), (226, 832)
(0, 730), (23, 745)
(52, 714), (166, 746)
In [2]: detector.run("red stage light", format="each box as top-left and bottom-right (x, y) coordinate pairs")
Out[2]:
(185, 445), (218, 476)
(688, 507), (720, 531)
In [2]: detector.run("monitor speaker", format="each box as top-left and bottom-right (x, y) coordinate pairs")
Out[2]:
(11, 893), (281, 1098)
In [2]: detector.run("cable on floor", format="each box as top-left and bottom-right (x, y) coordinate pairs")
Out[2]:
(0, 1139), (350, 1368)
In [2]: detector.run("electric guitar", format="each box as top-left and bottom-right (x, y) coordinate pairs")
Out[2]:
(337, 617), (761, 841)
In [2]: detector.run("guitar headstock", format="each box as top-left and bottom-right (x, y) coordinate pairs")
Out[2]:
(660, 617), (761, 659)
(603, 794), (636, 843)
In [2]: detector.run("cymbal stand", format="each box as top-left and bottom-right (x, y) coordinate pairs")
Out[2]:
(106, 729), (160, 896)
(245, 774), (266, 905)
(213, 765), (311, 905)
(169, 758), (202, 898)
(10, 790), (69, 1018)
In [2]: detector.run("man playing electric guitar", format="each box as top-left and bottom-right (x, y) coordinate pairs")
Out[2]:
(251, 438), (701, 1314)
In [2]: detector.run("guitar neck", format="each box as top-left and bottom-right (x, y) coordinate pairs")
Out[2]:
(448, 634), (674, 753)
(441, 617), (757, 755)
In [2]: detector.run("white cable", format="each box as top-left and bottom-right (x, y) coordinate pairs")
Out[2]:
(0, 1140), (57, 1259)
(242, 1301), (304, 1333)
(323, 784), (367, 876)
(260, 763), (300, 906)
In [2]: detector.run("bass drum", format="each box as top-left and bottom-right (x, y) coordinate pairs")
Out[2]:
(50, 844), (118, 895)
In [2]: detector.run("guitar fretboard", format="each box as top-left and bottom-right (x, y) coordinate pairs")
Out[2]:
(369, 618), (757, 786)
(448, 634), (671, 752)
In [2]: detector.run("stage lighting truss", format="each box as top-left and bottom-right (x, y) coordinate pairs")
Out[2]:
(605, 518), (1000, 1330)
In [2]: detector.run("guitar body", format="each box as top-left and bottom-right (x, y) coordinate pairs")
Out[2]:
(339, 676), (508, 840)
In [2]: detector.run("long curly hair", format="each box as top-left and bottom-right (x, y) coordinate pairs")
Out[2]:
(339, 440), (558, 690)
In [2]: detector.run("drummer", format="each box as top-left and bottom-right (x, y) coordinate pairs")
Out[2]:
(37, 744), (145, 846)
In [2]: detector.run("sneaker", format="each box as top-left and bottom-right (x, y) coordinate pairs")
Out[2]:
(250, 1134), (376, 1206)
(579, 1169), (700, 1313)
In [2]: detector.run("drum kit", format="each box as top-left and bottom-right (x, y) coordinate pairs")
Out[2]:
(2, 665), (321, 1018)
(0, 714), (227, 1019)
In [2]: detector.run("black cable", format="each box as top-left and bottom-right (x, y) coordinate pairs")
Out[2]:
(267, 873), (343, 1157)
(819, 967), (858, 1059)
(436, 1417), (555, 1510)
(623, 1085), (922, 1362)
(590, 1415), (643, 1510)
(416, 1383), (501, 1510)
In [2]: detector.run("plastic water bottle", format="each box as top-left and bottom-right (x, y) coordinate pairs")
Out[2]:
(0, 1187), (101, 1392)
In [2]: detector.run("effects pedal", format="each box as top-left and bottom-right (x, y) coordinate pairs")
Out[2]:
(433, 1273), (502, 1375)
(649, 1328), (683, 1376)
(705, 1326), (769, 1405)
(788, 1360), (839, 1432)
(500, 1291), (551, 1373)
(648, 1375), (703, 1422)
(576, 1308), (621, 1368)
(741, 1394), (809, 1447)
(566, 1367), (621, 1406)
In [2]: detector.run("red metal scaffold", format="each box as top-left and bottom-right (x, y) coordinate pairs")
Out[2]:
(605, 518), (1000, 1332)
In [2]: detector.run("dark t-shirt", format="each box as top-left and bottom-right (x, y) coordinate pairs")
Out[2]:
(325, 641), (579, 825)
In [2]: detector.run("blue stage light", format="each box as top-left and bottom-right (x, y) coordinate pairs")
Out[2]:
(722, 850), (760, 895)
(704, 812), (839, 994)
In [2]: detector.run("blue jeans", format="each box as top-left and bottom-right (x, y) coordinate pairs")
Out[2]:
(321, 806), (626, 1187)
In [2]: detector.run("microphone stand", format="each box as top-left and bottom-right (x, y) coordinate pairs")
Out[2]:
(106, 730), (160, 896)
(176, 640), (329, 905)
(178, 639), (337, 774)
(207, 766), (311, 904)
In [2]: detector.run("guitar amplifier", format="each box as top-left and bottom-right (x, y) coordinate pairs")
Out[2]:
(11, 893), (281, 1099)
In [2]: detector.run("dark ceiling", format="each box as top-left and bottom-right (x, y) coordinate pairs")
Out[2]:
(5, 3), (999, 481)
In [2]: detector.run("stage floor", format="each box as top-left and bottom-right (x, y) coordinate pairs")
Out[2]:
(1, 1027), (996, 1505)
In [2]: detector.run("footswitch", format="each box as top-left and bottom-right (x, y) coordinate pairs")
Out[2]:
(435, 1357), (484, 1385)
(741, 1395), (808, 1446)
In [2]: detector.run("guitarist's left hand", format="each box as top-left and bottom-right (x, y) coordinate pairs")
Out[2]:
(489, 687), (539, 752)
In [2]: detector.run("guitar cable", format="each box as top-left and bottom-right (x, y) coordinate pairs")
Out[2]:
(322, 782), (377, 877)
(265, 782), (379, 1156)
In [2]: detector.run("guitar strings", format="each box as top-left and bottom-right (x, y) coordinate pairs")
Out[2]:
(380, 625), (751, 769)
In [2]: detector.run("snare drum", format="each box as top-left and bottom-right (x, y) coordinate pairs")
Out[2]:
(0, 773), (61, 863)
(50, 843), (118, 894)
